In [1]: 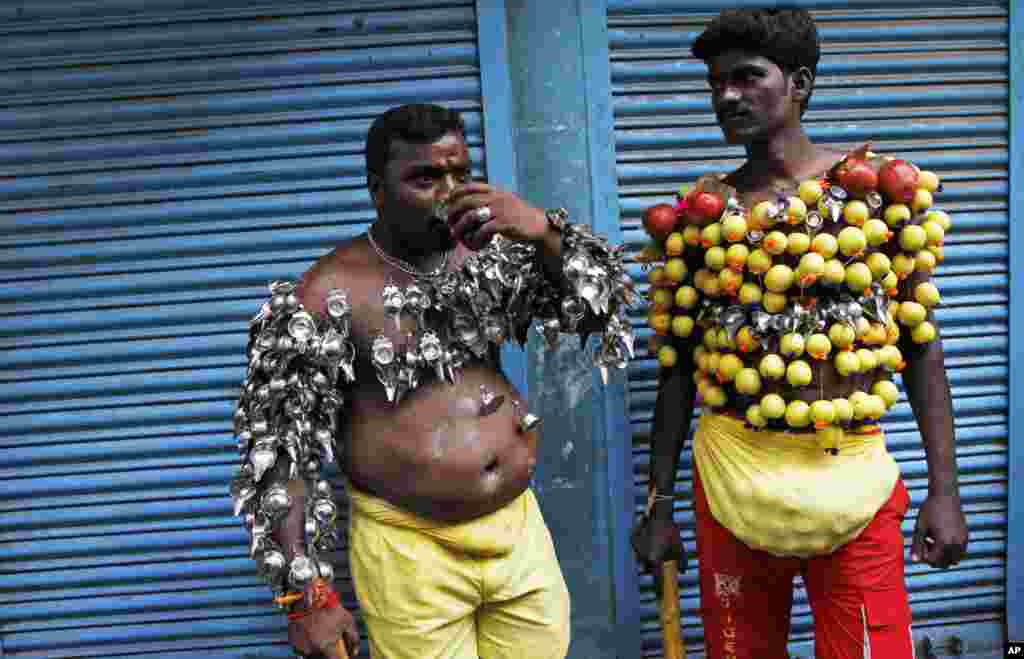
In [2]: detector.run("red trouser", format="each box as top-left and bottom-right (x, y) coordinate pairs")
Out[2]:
(693, 465), (915, 659)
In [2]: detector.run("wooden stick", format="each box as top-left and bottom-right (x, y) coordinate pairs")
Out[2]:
(335, 638), (350, 659)
(659, 560), (686, 659)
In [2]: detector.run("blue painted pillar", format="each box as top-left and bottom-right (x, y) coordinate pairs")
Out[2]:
(477, 1), (641, 657)
(1006, 0), (1022, 641)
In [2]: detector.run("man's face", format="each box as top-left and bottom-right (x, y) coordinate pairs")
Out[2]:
(707, 50), (798, 145)
(370, 130), (470, 251)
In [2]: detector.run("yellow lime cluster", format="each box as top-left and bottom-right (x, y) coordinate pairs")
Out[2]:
(641, 159), (952, 439)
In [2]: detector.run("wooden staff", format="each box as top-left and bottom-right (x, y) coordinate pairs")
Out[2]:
(335, 639), (350, 659)
(658, 559), (686, 659)
(648, 486), (686, 659)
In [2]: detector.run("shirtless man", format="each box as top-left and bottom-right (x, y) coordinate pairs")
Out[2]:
(231, 104), (633, 659)
(630, 9), (969, 658)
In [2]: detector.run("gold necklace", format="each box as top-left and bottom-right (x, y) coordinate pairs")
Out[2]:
(367, 223), (450, 278)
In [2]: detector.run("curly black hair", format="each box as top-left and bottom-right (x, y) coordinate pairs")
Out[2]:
(692, 8), (820, 113)
(365, 103), (465, 184)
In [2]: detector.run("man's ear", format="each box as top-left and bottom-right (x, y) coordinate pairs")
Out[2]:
(791, 66), (814, 105)
(368, 172), (383, 207)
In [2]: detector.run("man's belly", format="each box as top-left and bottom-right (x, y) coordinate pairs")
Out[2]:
(344, 366), (538, 523)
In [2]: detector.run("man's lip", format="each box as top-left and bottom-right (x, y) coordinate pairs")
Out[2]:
(719, 111), (750, 124)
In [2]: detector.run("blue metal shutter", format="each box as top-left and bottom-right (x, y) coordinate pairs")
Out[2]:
(608, 2), (1010, 657)
(0, 2), (488, 657)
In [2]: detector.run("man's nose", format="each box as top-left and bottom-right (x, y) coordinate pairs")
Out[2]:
(719, 83), (741, 103)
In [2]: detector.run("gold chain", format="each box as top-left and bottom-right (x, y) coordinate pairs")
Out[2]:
(367, 223), (450, 278)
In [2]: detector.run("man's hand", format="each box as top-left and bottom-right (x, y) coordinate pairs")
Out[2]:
(288, 605), (360, 659)
(911, 493), (968, 569)
(631, 515), (687, 597)
(446, 183), (548, 251)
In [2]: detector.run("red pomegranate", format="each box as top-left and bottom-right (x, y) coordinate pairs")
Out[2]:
(878, 159), (919, 204)
(837, 158), (878, 196)
(690, 191), (725, 224)
(643, 203), (679, 239)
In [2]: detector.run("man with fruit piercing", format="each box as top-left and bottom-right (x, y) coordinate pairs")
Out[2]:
(230, 104), (636, 658)
(631, 9), (968, 659)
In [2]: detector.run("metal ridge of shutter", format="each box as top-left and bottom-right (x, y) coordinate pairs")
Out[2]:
(610, 2), (1010, 657)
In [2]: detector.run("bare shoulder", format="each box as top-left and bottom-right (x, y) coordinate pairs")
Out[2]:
(296, 235), (372, 315)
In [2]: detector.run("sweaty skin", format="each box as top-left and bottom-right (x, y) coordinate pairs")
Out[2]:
(297, 240), (539, 524)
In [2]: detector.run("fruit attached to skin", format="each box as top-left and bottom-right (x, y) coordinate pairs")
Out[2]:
(863, 219), (891, 247)
(643, 203), (678, 239)
(837, 157), (878, 197)
(759, 353), (787, 380)
(899, 224), (927, 252)
(843, 200), (870, 227)
(765, 264), (796, 293)
(799, 179), (824, 206)
(761, 393), (787, 419)
(664, 232), (685, 256)
(806, 333), (832, 360)
(811, 233), (839, 259)
(726, 243), (750, 271)
(918, 170), (940, 193)
(721, 213), (748, 242)
(785, 400), (812, 428)
(845, 261), (873, 293)
(738, 281), (763, 306)
(665, 257), (688, 283)
(764, 231), (788, 255)
(912, 320), (937, 343)
(735, 367), (763, 396)
(746, 404), (768, 428)
(878, 159), (919, 203)
(835, 350), (861, 376)
(675, 285), (699, 309)
(780, 333), (805, 358)
(797, 252), (826, 286)
(884, 203), (911, 227)
(833, 398), (854, 424)
(872, 380), (900, 409)
(915, 281), (941, 308)
(838, 226), (867, 257)
(657, 344), (678, 367)
(786, 359), (813, 387)
(810, 399), (836, 427)
(671, 315), (695, 338)
(747, 248), (773, 274)
(691, 191), (726, 224)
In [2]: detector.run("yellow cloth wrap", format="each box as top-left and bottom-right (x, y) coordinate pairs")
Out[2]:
(692, 413), (899, 558)
(348, 485), (525, 558)
(347, 485), (571, 659)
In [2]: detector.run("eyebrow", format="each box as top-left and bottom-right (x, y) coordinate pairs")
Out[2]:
(405, 164), (470, 177)
(709, 63), (767, 83)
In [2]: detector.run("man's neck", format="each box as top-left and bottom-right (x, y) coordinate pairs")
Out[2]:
(369, 220), (447, 272)
(740, 124), (829, 185)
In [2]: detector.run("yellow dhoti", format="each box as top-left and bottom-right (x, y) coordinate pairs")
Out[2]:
(692, 413), (899, 557)
(348, 486), (571, 659)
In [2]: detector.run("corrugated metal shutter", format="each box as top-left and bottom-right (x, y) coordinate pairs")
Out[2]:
(0, 2), (488, 657)
(609, 2), (1010, 657)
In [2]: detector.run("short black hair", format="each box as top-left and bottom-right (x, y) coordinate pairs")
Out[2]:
(692, 8), (820, 113)
(365, 103), (466, 184)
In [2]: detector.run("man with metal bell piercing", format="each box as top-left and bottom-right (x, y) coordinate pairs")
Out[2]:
(231, 104), (636, 658)
(631, 9), (968, 659)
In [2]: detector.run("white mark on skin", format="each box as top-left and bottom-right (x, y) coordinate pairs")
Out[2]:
(429, 418), (461, 461)
(561, 441), (574, 459)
